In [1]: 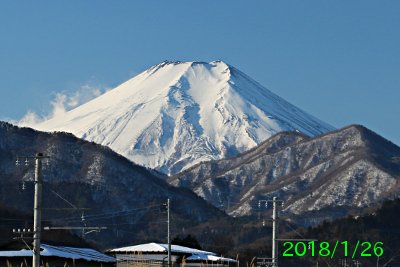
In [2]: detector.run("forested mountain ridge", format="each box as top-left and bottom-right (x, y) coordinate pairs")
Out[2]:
(169, 124), (400, 225)
(0, 121), (226, 248)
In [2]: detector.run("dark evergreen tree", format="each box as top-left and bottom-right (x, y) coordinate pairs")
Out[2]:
(172, 234), (201, 250)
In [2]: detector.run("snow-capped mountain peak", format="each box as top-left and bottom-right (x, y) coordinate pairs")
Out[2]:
(33, 60), (335, 175)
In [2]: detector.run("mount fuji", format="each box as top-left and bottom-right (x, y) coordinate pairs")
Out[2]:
(33, 60), (335, 175)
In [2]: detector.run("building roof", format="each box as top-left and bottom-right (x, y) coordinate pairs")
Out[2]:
(0, 244), (116, 263)
(109, 242), (214, 255)
(108, 242), (237, 263)
(186, 254), (237, 263)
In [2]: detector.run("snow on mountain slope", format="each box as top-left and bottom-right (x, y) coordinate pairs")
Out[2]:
(34, 60), (335, 175)
(169, 125), (400, 224)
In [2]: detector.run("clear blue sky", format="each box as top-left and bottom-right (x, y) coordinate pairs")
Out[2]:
(1, 1), (399, 145)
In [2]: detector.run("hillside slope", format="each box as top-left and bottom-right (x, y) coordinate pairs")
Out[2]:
(0, 121), (225, 247)
(169, 125), (400, 224)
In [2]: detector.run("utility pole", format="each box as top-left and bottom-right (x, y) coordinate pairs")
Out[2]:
(259, 197), (283, 266)
(272, 197), (279, 267)
(33, 154), (43, 267)
(258, 197), (316, 267)
(168, 198), (171, 267)
(17, 153), (49, 267)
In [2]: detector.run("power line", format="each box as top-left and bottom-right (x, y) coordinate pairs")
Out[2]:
(43, 204), (163, 223)
(43, 184), (78, 209)
(0, 202), (165, 231)
(61, 208), (162, 224)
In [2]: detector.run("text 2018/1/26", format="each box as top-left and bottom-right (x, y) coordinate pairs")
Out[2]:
(283, 241), (383, 258)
